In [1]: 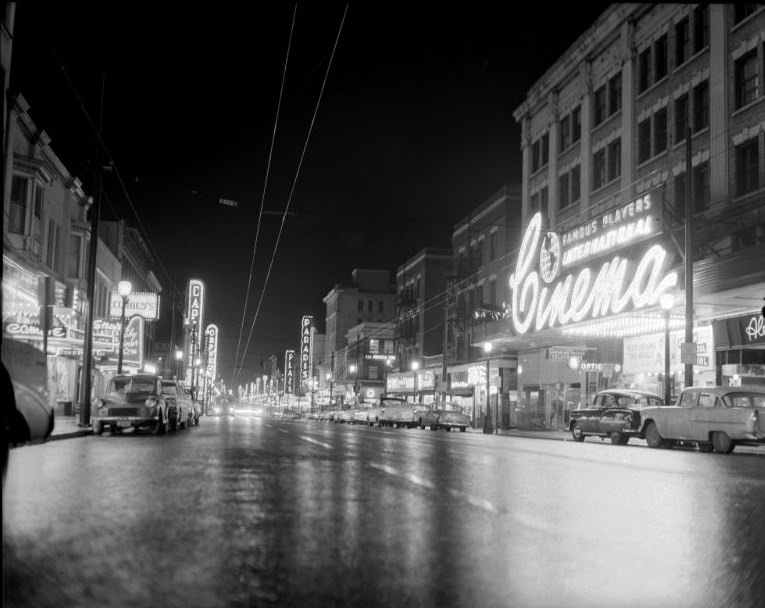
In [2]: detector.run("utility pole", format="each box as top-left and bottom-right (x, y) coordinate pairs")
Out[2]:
(78, 72), (107, 428)
(441, 275), (452, 402)
(684, 128), (694, 390)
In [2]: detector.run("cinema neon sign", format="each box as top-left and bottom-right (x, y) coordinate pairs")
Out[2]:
(509, 212), (677, 334)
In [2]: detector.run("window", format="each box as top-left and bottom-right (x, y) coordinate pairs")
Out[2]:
(593, 149), (606, 189)
(594, 85), (607, 125)
(734, 4), (762, 24)
(638, 118), (652, 163)
(572, 106), (581, 144)
(531, 187), (549, 218)
(674, 172), (687, 213)
(639, 47), (651, 93)
(558, 165), (581, 210)
(693, 161), (710, 210)
(693, 5), (709, 53)
(531, 134), (549, 173)
(489, 278), (497, 305)
(608, 73), (622, 116)
(368, 300), (373, 313)
(735, 50), (759, 109)
(489, 232), (496, 260)
(654, 107), (668, 154)
(10, 175), (29, 234)
(654, 34), (668, 81)
(33, 187), (44, 220)
(358, 299), (364, 312)
(693, 80), (709, 132)
(559, 113), (571, 152)
(378, 301), (384, 313)
(675, 94), (688, 143)
(736, 139), (760, 196)
(541, 133), (549, 167)
(675, 17), (690, 66)
(607, 139), (621, 182)
(68, 235), (81, 278)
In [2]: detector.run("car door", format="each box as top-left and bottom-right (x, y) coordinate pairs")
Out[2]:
(580, 394), (607, 432)
(662, 390), (696, 438)
(687, 391), (718, 440)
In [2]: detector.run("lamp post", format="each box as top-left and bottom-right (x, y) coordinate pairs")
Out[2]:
(117, 280), (132, 374)
(660, 293), (675, 405)
(327, 372), (334, 405)
(411, 360), (420, 404)
(483, 342), (493, 434)
(175, 349), (183, 379)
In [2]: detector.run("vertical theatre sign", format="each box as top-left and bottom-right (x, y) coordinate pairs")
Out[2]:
(300, 315), (313, 389)
(285, 350), (295, 394)
(186, 279), (205, 377)
(206, 323), (218, 383)
(508, 191), (677, 334)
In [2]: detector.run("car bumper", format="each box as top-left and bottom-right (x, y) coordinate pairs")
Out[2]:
(93, 415), (159, 427)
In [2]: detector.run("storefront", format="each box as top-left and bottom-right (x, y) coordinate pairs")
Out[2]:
(385, 368), (437, 403)
(713, 312), (765, 388)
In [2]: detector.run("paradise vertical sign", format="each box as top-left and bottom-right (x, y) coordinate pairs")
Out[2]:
(300, 315), (313, 390)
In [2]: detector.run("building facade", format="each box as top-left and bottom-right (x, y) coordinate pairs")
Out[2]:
(505, 4), (765, 429)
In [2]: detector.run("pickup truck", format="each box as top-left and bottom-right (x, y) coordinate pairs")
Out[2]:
(569, 389), (665, 445)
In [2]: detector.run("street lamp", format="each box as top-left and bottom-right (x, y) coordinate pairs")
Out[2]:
(349, 363), (357, 398)
(483, 342), (493, 434)
(117, 280), (132, 374)
(326, 372), (334, 405)
(175, 349), (183, 379)
(411, 360), (420, 404)
(660, 293), (675, 405)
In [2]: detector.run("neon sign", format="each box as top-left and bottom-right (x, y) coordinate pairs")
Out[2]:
(300, 315), (313, 384)
(206, 324), (218, 382)
(509, 212), (677, 334)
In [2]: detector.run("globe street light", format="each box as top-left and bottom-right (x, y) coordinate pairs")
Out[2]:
(411, 360), (420, 404)
(660, 292), (675, 405)
(483, 342), (493, 434)
(117, 280), (132, 374)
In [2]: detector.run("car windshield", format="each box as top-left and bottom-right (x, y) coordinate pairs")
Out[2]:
(108, 377), (131, 392)
(161, 383), (176, 394)
(723, 393), (765, 408)
(127, 380), (156, 393)
(616, 395), (663, 407)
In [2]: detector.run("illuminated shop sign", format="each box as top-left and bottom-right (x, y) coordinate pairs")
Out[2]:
(559, 191), (662, 269)
(109, 292), (160, 320)
(745, 315), (765, 344)
(509, 211), (677, 334)
(622, 325), (714, 374)
(546, 346), (587, 361)
(300, 315), (313, 383)
(285, 350), (295, 394)
(186, 279), (205, 364)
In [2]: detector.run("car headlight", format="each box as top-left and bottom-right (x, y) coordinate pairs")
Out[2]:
(94, 399), (106, 411)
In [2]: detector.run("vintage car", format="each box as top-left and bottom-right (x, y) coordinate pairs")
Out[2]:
(418, 401), (470, 432)
(569, 389), (665, 444)
(161, 379), (194, 431)
(91, 374), (169, 435)
(378, 397), (418, 428)
(210, 396), (236, 417)
(639, 385), (765, 453)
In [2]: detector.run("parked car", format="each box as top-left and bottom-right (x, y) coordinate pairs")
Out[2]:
(569, 388), (665, 444)
(374, 396), (418, 428)
(2, 339), (55, 448)
(91, 374), (169, 435)
(418, 401), (470, 432)
(639, 385), (765, 453)
(161, 379), (193, 431)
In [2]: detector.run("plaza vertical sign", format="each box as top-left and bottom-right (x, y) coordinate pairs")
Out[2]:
(300, 315), (313, 388)
(285, 350), (295, 394)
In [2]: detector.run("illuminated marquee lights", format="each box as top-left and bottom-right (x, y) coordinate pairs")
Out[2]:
(561, 314), (685, 339)
(300, 315), (313, 384)
(509, 212), (677, 334)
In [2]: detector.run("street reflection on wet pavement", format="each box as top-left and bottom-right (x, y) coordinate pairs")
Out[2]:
(3, 416), (764, 607)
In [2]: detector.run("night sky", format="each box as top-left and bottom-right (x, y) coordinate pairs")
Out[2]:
(9, 2), (613, 384)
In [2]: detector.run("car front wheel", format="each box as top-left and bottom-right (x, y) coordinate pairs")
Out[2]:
(93, 420), (104, 435)
(571, 423), (585, 442)
(711, 431), (734, 454)
(645, 421), (670, 449)
(151, 411), (166, 435)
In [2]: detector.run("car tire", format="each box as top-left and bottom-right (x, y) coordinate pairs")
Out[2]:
(430, 424), (438, 431)
(460, 427), (466, 432)
(571, 423), (585, 442)
(711, 431), (734, 454)
(610, 432), (628, 445)
(93, 420), (104, 435)
(645, 421), (671, 449)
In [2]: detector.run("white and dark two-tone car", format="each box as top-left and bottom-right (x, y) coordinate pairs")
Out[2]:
(91, 374), (170, 435)
(639, 385), (765, 453)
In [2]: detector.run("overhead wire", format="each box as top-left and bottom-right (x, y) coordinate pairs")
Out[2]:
(233, 4), (350, 385)
(233, 4), (298, 381)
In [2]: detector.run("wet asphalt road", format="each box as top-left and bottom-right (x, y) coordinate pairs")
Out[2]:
(3, 415), (765, 608)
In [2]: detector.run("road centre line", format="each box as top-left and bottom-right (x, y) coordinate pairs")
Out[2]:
(299, 436), (333, 449)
